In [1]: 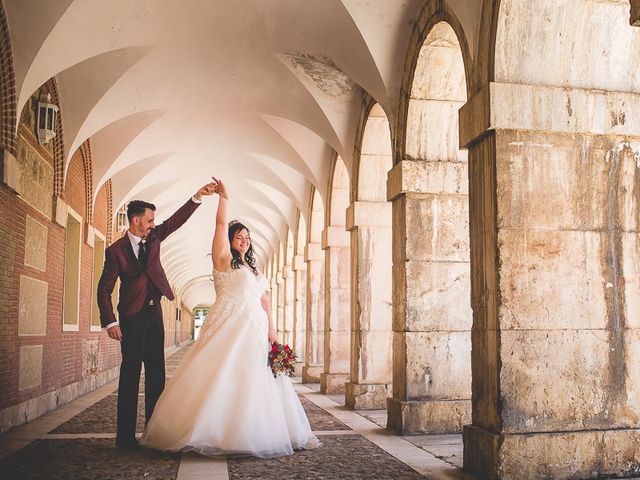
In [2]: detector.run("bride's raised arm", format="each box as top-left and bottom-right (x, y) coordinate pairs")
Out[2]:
(211, 177), (231, 272)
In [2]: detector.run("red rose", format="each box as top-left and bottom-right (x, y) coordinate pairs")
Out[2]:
(271, 345), (278, 353)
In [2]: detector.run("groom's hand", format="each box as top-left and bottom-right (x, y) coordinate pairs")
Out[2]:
(194, 181), (216, 200)
(107, 325), (122, 341)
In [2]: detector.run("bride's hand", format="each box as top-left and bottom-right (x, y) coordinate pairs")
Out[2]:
(212, 176), (228, 199)
(268, 329), (278, 344)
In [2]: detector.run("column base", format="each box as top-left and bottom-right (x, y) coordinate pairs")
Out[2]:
(320, 373), (348, 394)
(302, 366), (322, 383)
(345, 382), (391, 410)
(386, 397), (470, 435)
(463, 424), (640, 480)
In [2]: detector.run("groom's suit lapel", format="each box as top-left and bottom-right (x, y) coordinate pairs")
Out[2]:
(121, 236), (145, 275)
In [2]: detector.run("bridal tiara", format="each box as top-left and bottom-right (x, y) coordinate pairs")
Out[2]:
(228, 219), (240, 227)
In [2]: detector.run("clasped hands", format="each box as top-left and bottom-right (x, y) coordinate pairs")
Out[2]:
(194, 177), (228, 201)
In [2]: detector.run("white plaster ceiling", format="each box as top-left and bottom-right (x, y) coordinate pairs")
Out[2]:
(5, 0), (483, 309)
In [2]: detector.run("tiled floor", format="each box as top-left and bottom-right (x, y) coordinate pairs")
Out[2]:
(0, 345), (475, 479)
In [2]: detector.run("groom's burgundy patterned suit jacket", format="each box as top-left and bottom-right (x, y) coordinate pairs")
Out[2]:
(97, 198), (200, 327)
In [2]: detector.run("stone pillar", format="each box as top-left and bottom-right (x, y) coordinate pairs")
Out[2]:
(386, 158), (472, 434)
(345, 201), (393, 409)
(292, 254), (307, 362)
(320, 226), (350, 395)
(276, 271), (285, 341)
(270, 276), (278, 335)
(303, 242), (324, 382)
(282, 265), (295, 347)
(460, 82), (640, 479)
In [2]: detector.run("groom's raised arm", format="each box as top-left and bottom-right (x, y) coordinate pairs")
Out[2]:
(154, 182), (215, 242)
(153, 198), (201, 243)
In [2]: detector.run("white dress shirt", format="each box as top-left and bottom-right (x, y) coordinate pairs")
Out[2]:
(127, 230), (144, 259)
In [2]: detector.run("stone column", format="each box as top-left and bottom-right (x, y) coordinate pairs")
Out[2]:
(302, 242), (324, 382)
(270, 276), (278, 334)
(460, 82), (640, 479)
(386, 158), (472, 434)
(345, 201), (393, 409)
(292, 254), (307, 362)
(276, 271), (285, 341)
(282, 265), (295, 347)
(320, 226), (350, 395)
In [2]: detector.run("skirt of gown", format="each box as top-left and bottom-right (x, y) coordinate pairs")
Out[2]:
(139, 269), (320, 458)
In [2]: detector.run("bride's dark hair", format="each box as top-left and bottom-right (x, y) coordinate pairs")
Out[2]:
(228, 221), (258, 275)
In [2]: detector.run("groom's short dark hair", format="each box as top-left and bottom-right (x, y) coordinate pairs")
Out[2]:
(127, 200), (156, 222)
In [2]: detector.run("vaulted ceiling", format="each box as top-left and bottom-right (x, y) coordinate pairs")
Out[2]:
(5, 0), (486, 308)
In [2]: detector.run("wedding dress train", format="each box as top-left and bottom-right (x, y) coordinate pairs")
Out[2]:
(140, 265), (320, 458)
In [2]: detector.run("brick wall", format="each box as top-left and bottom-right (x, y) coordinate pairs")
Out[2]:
(0, 80), (195, 432)
(0, 115), (121, 413)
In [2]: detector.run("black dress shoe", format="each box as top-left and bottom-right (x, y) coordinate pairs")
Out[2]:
(115, 438), (140, 450)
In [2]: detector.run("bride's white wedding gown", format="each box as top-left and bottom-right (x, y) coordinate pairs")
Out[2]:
(139, 265), (320, 458)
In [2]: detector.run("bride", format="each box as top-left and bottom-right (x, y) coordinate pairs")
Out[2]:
(140, 177), (320, 457)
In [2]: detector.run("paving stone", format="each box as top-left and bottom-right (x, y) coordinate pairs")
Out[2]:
(227, 434), (424, 480)
(423, 443), (463, 469)
(50, 395), (146, 434)
(0, 438), (179, 480)
(406, 434), (462, 446)
(404, 434), (464, 469)
(356, 409), (387, 428)
(298, 396), (350, 431)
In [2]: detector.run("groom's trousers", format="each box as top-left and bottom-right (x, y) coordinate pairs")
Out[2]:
(116, 300), (165, 443)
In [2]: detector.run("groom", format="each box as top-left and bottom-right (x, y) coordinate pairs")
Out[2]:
(97, 182), (215, 449)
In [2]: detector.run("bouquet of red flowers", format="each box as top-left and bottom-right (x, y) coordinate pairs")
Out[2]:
(268, 342), (297, 378)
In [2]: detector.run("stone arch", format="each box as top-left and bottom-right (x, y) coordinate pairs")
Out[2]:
(307, 188), (324, 245)
(320, 156), (350, 396)
(327, 156), (349, 227)
(302, 187), (325, 383)
(393, 2), (473, 159)
(285, 226), (294, 265)
(295, 210), (307, 255)
(345, 99), (393, 409)
(0, 1), (17, 156)
(387, 14), (472, 435)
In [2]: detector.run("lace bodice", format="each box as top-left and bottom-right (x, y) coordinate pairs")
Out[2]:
(198, 265), (269, 343)
(212, 265), (268, 304)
